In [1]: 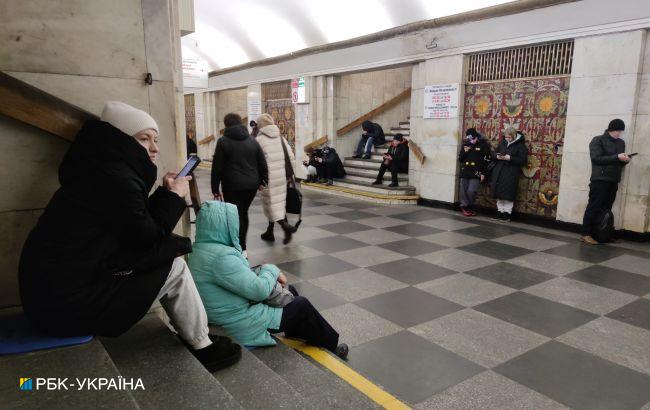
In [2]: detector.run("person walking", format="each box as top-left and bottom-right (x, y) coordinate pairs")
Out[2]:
(211, 113), (268, 255)
(489, 127), (528, 222)
(458, 128), (491, 216)
(372, 133), (409, 187)
(581, 119), (631, 245)
(255, 113), (297, 244)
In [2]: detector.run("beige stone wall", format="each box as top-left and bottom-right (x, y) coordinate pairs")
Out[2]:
(0, 0), (184, 307)
(196, 88), (246, 159)
(557, 30), (649, 232)
(409, 55), (465, 203)
(335, 66), (412, 157)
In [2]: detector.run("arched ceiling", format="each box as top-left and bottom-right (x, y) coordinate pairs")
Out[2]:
(182, 0), (515, 72)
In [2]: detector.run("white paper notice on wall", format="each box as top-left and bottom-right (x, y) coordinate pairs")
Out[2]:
(182, 58), (209, 89)
(423, 83), (460, 119)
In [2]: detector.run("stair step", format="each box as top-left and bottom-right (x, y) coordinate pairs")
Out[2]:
(333, 178), (416, 194)
(384, 132), (409, 137)
(302, 183), (418, 204)
(209, 327), (308, 409)
(390, 127), (410, 131)
(0, 338), (138, 408)
(343, 165), (408, 178)
(344, 172), (409, 184)
(253, 339), (379, 409)
(101, 315), (240, 409)
(399, 121), (410, 126)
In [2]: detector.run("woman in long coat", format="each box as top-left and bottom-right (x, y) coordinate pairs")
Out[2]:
(18, 101), (240, 371)
(489, 127), (528, 222)
(254, 113), (296, 244)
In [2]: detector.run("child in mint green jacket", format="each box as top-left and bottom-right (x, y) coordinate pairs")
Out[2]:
(189, 201), (348, 358)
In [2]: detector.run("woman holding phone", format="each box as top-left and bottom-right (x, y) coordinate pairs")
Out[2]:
(488, 127), (528, 222)
(19, 101), (241, 372)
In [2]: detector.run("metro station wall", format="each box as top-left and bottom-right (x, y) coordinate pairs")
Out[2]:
(335, 66), (412, 157)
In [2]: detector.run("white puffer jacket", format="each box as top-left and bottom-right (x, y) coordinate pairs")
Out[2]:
(256, 125), (295, 222)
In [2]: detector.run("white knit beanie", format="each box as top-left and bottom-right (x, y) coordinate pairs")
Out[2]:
(100, 101), (159, 136)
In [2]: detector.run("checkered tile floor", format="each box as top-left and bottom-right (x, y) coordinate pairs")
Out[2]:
(195, 171), (650, 408)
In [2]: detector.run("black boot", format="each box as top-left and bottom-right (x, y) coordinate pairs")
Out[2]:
(278, 219), (297, 245)
(372, 179), (382, 185)
(183, 334), (242, 372)
(261, 222), (275, 242)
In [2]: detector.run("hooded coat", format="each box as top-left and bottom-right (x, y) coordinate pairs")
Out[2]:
(18, 120), (189, 337)
(458, 133), (492, 179)
(188, 201), (283, 346)
(489, 132), (528, 202)
(321, 147), (346, 178)
(362, 121), (386, 146)
(211, 124), (268, 194)
(256, 124), (295, 222)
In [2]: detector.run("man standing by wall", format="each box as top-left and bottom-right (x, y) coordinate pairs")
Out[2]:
(581, 119), (632, 245)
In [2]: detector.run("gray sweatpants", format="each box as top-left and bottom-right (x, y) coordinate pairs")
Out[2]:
(459, 178), (481, 208)
(156, 257), (211, 349)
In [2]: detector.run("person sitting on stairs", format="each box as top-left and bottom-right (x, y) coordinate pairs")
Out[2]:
(18, 101), (241, 373)
(373, 133), (409, 187)
(189, 201), (349, 359)
(353, 120), (385, 159)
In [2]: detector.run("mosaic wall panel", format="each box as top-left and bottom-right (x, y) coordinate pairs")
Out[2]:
(265, 99), (296, 153)
(463, 77), (570, 218)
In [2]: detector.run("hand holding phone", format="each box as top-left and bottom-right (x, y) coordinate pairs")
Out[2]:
(628, 153), (638, 157)
(176, 156), (201, 179)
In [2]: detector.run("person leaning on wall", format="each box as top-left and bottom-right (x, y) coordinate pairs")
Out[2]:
(488, 127), (528, 222)
(580, 119), (632, 245)
(18, 101), (242, 373)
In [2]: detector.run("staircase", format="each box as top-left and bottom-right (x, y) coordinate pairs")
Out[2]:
(0, 308), (379, 409)
(303, 119), (418, 204)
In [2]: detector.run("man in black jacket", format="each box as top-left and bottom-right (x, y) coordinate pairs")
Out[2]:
(581, 119), (632, 245)
(353, 120), (386, 159)
(372, 134), (409, 187)
(211, 113), (268, 252)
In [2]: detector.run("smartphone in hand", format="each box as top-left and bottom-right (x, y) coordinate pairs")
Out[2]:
(628, 153), (638, 157)
(176, 156), (201, 179)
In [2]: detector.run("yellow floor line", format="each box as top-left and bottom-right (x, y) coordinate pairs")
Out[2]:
(279, 337), (411, 410)
(302, 182), (419, 201)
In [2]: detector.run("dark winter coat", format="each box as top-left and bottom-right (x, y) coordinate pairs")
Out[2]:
(211, 124), (269, 193)
(489, 133), (528, 201)
(321, 147), (346, 178)
(19, 120), (190, 337)
(362, 121), (386, 146)
(458, 137), (491, 179)
(186, 135), (197, 157)
(589, 132), (627, 183)
(386, 142), (409, 172)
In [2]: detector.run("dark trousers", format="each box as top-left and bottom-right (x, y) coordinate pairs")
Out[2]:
(581, 180), (618, 235)
(377, 160), (407, 183)
(313, 162), (329, 179)
(356, 136), (375, 156)
(222, 189), (257, 250)
(275, 292), (339, 352)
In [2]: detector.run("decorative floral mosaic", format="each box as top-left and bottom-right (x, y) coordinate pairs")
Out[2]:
(463, 77), (570, 218)
(265, 99), (296, 153)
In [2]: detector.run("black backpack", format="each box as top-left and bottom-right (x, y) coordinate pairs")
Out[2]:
(592, 209), (614, 243)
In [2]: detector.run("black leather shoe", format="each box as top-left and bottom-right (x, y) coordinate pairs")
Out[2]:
(372, 180), (382, 185)
(388, 182), (398, 187)
(362, 155), (371, 160)
(335, 343), (349, 360)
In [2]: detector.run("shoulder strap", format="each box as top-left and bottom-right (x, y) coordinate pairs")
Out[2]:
(280, 137), (295, 179)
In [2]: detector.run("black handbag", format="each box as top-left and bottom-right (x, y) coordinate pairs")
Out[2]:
(280, 138), (303, 226)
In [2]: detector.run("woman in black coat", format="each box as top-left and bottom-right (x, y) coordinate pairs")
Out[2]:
(18, 101), (240, 372)
(211, 113), (268, 254)
(489, 127), (528, 222)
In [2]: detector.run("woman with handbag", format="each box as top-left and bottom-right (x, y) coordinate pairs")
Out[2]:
(255, 113), (297, 244)
(189, 201), (349, 359)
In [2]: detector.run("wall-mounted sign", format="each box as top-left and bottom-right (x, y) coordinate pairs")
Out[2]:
(182, 58), (209, 89)
(291, 76), (307, 103)
(423, 83), (460, 119)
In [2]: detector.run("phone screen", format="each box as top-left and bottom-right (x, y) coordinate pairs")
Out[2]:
(176, 156), (201, 179)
